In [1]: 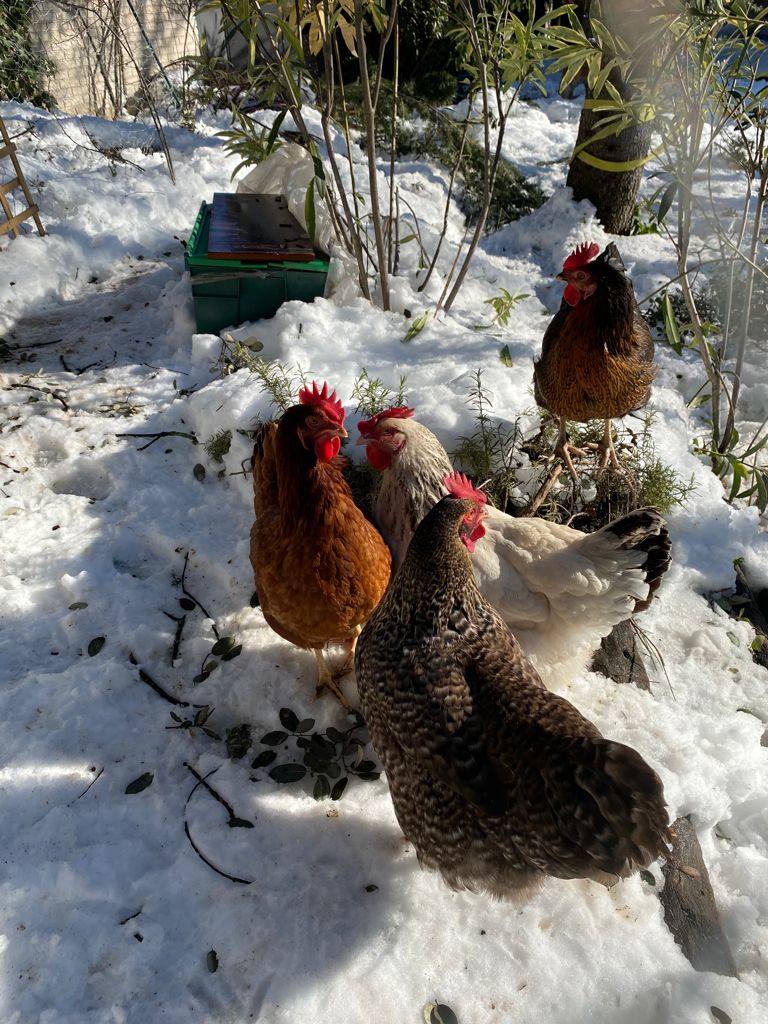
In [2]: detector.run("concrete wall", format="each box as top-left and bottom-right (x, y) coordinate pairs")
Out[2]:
(29, 1), (198, 117)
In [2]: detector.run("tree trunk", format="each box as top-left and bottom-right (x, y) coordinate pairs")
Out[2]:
(566, 114), (651, 234)
(565, 0), (653, 235)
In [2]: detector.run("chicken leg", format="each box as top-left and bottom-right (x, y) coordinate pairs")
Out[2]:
(554, 416), (588, 480)
(592, 419), (621, 475)
(336, 625), (362, 678)
(313, 648), (353, 711)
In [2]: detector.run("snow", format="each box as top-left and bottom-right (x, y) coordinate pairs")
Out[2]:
(1, 89), (768, 1024)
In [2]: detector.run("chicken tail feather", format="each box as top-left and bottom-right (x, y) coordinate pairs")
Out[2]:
(599, 507), (671, 612)
(569, 737), (671, 878)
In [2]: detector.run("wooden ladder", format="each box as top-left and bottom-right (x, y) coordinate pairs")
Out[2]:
(0, 116), (45, 240)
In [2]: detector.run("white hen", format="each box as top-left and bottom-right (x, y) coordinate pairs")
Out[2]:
(357, 409), (670, 688)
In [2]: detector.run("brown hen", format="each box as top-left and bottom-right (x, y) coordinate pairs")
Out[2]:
(534, 241), (656, 476)
(250, 381), (391, 707)
(355, 472), (670, 897)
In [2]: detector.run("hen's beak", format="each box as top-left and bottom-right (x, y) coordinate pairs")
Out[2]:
(355, 434), (370, 446)
(556, 272), (566, 282)
(324, 425), (347, 439)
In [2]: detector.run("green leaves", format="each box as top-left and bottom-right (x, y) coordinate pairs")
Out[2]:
(251, 749), (277, 769)
(251, 708), (378, 799)
(167, 705), (219, 741)
(424, 1004), (459, 1024)
(313, 775), (331, 800)
(279, 707), (300, 732)
(661, 291), (683, 355)
(475, 289), (529, 331)
(261, 731), (289, 746)
(125, 772), (153, 795)
(269, 764), (307, 784)
(218, 107), (285, 181)
(193, 662), (217, 685)
(402, 311), (429, 343)
(657, 181), (678, 225)
(88, 636), (105, 657)
(330, 777), (348, 800)
(211, 636), (242, 661)
(499, 345), (513, 368)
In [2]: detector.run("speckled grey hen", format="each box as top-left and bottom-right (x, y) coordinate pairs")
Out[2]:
(355, 473), (670, 898)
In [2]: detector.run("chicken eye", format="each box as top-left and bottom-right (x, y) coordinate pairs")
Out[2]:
(305, 414), (322, 429)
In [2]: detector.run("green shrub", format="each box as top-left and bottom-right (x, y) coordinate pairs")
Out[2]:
(342, 82), (544, 231)
(0, 2), (55, 107)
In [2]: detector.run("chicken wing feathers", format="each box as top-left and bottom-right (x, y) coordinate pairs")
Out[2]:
(251, 420), (279, 518)
(473, 506), (670, 683)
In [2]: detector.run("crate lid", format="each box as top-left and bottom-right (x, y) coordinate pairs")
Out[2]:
(207, 193), (315, 263)
(186, 202), (328, 273)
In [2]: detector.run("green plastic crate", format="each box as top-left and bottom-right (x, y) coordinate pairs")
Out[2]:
(184, 201), (329, 334)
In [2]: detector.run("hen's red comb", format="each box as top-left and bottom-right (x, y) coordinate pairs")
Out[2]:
(357, 406), (415, 436)
(562, 241), (600, 272)
(444, 471), (487, 504)
(298, 380), (345, 426)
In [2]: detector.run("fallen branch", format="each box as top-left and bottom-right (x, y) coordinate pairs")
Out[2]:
(116, 430), (198, 451)
(183, 765), (255, 885)
(163, 610), (187, 666)
(119, 908), (143, 926)
(184, 762), (242, 823)
(522, 463), (563, 516)
(8, 337), (64, 351)
(8, 382), (69, 411)
(68, 766), (104, 805)
(183, 821), (253, 885)
(128, 652), (201, 707)
(180, 550), (220, 640)
(60, 352), (115, 376)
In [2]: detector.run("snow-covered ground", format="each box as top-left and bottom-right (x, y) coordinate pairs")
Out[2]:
(1, 92), (767, 1024)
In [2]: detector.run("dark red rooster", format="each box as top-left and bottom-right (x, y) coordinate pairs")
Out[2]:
(356, 472), (670, 897)
(534, 241), (656, 477)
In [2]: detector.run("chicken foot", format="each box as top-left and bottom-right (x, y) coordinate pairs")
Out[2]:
(554, 417), (588, 481)
(588, 420), (622, 475)
(313, 648), (353, 711)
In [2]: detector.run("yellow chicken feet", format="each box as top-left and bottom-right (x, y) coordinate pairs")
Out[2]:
(313, 648), (353, 711)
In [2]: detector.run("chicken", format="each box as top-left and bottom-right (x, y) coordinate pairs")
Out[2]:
(533, 241), (657, 477)
(355, 472), (670, 898)
(250, 381), (391, 707)
(357, 408), (670, 689)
